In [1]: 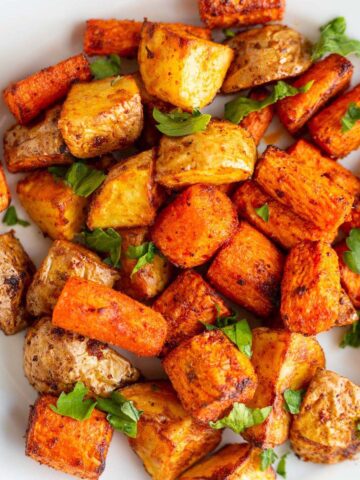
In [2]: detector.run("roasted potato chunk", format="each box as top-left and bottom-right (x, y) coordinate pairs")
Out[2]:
(138, 21), (234, 110)
(163, 330), (257, 423)
(239, 89), (274, 145)
(336, 289), (358, 327)
(155, 119), (256, 189)
(335, 240), (360, 309)
(0, 164), (11, 213)
(59, 75), (143, 158)
(17, 171), (87, 240)
(281, 241), (341, 335)
(290, 370), (360, 463)
(26, 240), (119, 317)
(0, 231), (34, 335)
(121, 381), (222, 480)
(207, 221), (284, 318)
(26, 394), (113, 479)
(153, 269), (230, 355)
(152, 184), (238, 268)
(222, 25), (311, 93)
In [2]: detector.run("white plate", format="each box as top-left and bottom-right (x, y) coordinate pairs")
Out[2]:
(0, 0), (360, 478)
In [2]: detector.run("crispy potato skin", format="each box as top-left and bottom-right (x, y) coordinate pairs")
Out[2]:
(163, 330), (257, 423)
(52, 277), (168, 357)
(26, 394), (113, 479)
(17, 171), (87, 240)
(155, 119), (256, 188)
(281, 241), (341, 335)
(242, 328), (325, 448)
(26, 240), (119, 317)
(24, 317), (140, 396)
(255, 146), (354, 232)
(59, 75), (143, 158)
(290, 370), (360, 463)
(342, 194), (360, 233)
(3, 54), (91, 125)
(222, 25), (311, 93)
(207, 221), (284, 318)
(0, 231), (35, 335)
(153, 269), (230, 355)
(179, 443), (275, 479)
(152, 184), (238, 268)
(3, 105), (72, 173)
(336, 288), (358, 326)
(239, 89), (274, 145)
(335, 241), (360, 308)
(138, 21), (233, 109)
(0, 164), (11, 213)
(121, 381), (221, 480)
(309, 83), (360, 158)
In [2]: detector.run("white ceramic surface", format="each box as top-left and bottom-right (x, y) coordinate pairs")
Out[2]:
(0, 0), (359, 478)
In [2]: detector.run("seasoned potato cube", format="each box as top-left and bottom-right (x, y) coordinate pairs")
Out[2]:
(0, 164), (11, 213)
(281, 241), (341, 335)
(26, 240), (119, 317)
(153, 269), (230, 355)
(222, 25), (311, 93)
(17, 171), (87, 240)
(3, 105), (72, 173)
(155, 119), (256, 189)
(152, 184), (238, 268)
(239, 89), (274, 145)
(277, 54), (353, 134)
(0, 231), (35, 335)
(26, 394), (113, 479)
(138, 21), (234, 110)
(342, 195), (360, 234)
(336, 289), (358, 326)
(3, 54), (91, 125)
(59, 75), (143, 158)
(290, 370), (360, 463)
(207, 221), (284, 318)
(335, 240), (360, 308)
(163, 330), (257, 423)
(242, 328), (325, 448)
(121, 381), (221, 480)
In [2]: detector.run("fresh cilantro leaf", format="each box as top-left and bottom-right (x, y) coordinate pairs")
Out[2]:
(50, 382), (97, 421)
(260, 449), (278, 471)
(209, 402), (272, 433)
(340, 320), (360, 348)
(48, 165), (68, 179)
(343, 228), (360, 274)
(255, 203), (270, 222)
(126, 241), (158, 277)
(225, 80), (314, 124)
(223, 28), (235, 38)
(356, 421), (360, 438)
(79, 228), (121, 267)
(2, 206), (30, 227)
(276, 453), (289, 478)
(341, 102), (360, 132)
(312, 17), (360, 61)
(283, 388), (305, 414)
(90, 54), (121, 80)
(153, 107), (211, 136)
(49, 162), (106, 197)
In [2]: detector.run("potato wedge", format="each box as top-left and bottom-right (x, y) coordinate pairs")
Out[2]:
(336, 289), (358, 326)
(0, 164), (11, 213)
(239, 89), (274, 145)
(335, 240), (360, 308)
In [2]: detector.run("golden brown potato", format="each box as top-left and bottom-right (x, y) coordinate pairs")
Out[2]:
(242, 328), (325, 448)
(222, 25), (312, 93)
(336, 289), (358, 327)
(290, 370), (360, 463)
(0, 164), (11, 213)
(26, 240), (119, 317)
(163, 330), (257, 423)
(335, 240), (360, 309)
(155, 119), (256, 189)
(207, 221), (284, 318)
(281, 241), (341, 335)
(138, 21), (234, 110)
(0, 231), (35, 335)
(59, 75), (143, 158)
(151, 184), (238, 268)
(239, 89), (274, 145)
(121, 381), (222, 480)
(153, 269), (230, 355)
(342, 194), (360, 234)
(3, 105), (72, 173)
(17, 171), (87, 240)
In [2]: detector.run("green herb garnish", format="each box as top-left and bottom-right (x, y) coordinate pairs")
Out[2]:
(79, 228), (122, 267)
(90, 54), (121, 80)
(260, 448), (278, 471)
(255, 203), (270, 222)
(49, 382), (97, 421)
(341, 102), (360, 132)
(276, 453), (289, 478)
(153, 108), (211, 136)
(223, 28), (235, 38)
(49, 162), (106, 197)
(312, 17), (360, 61)
(340, 320), (360, 348)
(209, 402), (272, 434)
(126, 241), (158, 277)
(283, 388), (305, 414)
(2, 206), (30, 227)
(343, 228), (360, 274)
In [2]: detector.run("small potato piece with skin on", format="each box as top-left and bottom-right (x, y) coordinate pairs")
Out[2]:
(155, 119), (256, 189)
(3, 54), (91, 125)
(0, 231), (35, 335)
(121, 381), (222, 480)
(0, 164), (11, 213)
(151, 184), (238, 268)
(153, 269), (230, 355)
(207, 221), (284, 318)
(290, 370), (360, 463)
(163, 330), (257, 424)
(335, 241), (360, 308)
(53, 277), (168, 357)
(281, 241), (341, 335)
(17, 171), (87, 240)
(26, 240), (119, 317)
(26, 394), (113, 480)
(239, 89), (274, 146)
(222, 25), (312, 93)
(138, 21), (234, 110)
(336, 288), (358, 326)
(59, 75), (143, 158)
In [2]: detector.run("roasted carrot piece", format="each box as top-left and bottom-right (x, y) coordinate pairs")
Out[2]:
(335, 241), (360, 309)
(0, 164), (11, 213)
(342, 195), (360, 233)
(52, 277), (167, 356)
(239, 88), (274, 145)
